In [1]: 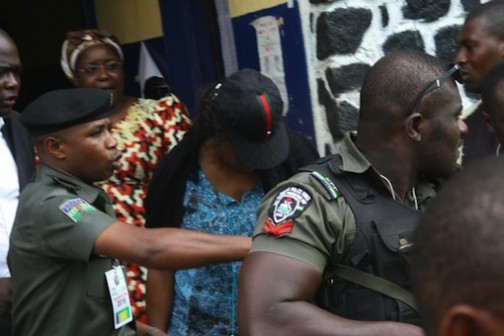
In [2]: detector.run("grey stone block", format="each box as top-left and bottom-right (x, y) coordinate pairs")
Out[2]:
(383, 30), (425, 55)
(435, 25), (461, 65)
(326, 63), (370, 95)
(402, 0), (451, 22)
(316, 7), (372, 59)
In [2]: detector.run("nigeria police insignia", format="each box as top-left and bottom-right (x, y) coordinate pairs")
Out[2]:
(59, 198), (96, 223)
(264, 186), (312, 237)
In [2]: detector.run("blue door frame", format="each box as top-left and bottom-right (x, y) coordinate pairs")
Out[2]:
(82, 0), (315, 144)
(159, 0), (222, 115)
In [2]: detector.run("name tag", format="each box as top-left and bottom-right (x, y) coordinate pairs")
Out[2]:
(105, 266), (133, 329)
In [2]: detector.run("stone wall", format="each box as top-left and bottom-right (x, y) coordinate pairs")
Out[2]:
(297, 0), (486, 155)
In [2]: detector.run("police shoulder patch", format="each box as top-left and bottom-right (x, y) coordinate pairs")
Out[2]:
(263, 185), (312, 237)
(59, 198), (96, 223)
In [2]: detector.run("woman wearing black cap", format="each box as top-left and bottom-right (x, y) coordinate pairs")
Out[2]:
(144, 69), (319, 335)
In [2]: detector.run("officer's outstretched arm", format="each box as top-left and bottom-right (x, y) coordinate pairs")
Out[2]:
(93, 220), (251, 269)
(237, 251), (423, 336)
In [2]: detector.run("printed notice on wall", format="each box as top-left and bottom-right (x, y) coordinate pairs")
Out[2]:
(251, 16), (289, 115)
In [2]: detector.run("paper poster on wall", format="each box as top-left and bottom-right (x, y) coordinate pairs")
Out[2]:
(251, 16), (289, 115)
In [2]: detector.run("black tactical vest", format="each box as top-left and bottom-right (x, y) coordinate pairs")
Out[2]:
(303, 155), (421, 325)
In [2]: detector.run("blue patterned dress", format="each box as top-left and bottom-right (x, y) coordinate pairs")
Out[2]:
(168, 169), (263, 336)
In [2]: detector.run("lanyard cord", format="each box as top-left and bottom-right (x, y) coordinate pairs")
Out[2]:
(379, 174), (419, 210)
(411, 187), (419, 210)
(379, 174), (396, 200)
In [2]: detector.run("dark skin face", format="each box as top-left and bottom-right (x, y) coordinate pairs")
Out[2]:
(455, 16), (504, 93)
(198, 137), (260, 201)
(355, 66), (467, 201)
(416, 81), (467, 179)
(44, 118), (121, 184)
(71, 44), (125, 111)
(213, 137), (254, 174)
(0, 32), (21, 117)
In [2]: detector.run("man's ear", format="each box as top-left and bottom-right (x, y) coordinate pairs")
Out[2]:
(482, 111), (495, 134)
(405, 112), (423, 142)
(43, 136), (66, 159)
(440, 304), (504, 336)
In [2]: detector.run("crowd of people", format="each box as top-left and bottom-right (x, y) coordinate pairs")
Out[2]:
(2, 1), (504, 335)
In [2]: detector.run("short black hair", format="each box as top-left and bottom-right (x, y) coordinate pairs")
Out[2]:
(359, 50), (447, 135)
(411, 156), (504, 335)
(466, 0), (504, 40)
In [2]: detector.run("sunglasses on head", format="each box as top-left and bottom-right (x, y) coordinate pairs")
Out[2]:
(412, 64), (464, 113)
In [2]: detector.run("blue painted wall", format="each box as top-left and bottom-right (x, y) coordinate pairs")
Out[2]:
(230, 3), (315, 143)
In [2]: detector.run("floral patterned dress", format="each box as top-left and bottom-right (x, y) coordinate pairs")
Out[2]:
(95, 94), (191, 323)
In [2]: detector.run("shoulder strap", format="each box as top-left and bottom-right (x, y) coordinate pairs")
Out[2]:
(332, 264), (418, 312)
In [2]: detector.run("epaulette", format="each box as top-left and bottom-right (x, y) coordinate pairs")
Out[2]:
(309, 170), (341, 201)
(51, 176), (81, 192)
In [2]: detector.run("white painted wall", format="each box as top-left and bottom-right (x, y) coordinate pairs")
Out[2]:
(298, 0), (484, 154)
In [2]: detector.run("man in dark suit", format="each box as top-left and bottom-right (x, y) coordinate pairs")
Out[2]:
(0, 28), (35, 334)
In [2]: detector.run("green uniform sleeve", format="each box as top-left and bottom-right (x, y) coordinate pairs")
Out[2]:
(34, 195), (116, 262)
(251, 173), (357, 272)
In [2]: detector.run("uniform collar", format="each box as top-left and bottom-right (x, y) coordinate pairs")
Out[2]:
(337, 132), (436, 208)
(337, 132), (373, 174)
(37, 164), (110, 205)
(337, 132), (402, 199)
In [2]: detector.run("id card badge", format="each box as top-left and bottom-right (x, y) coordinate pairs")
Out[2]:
(105, 266), (133, 329)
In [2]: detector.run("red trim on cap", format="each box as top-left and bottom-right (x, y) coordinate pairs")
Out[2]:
(258, 93), (272, 143)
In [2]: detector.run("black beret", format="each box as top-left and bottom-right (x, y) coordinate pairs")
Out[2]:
(21, 88), (111, 135)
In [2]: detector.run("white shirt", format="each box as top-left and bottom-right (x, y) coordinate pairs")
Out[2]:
(0, 117), (20, 277)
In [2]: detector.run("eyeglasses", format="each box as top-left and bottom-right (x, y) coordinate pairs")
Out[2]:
(412, 64), (464, 113)
(76, 61), (122, 77)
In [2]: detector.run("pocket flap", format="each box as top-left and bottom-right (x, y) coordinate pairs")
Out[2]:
(373, 218), (417, 253)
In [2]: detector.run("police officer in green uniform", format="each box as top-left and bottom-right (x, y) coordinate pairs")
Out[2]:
(238, 51), (468, 336)
(8, 88), (251, 336)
